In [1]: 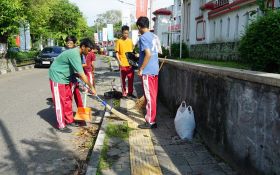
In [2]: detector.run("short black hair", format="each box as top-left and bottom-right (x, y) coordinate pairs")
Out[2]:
(121, 25), (129, 32)
(80, 38), (94, 48)
(136, 16), (149, 28)
(65, 35), (77, 43)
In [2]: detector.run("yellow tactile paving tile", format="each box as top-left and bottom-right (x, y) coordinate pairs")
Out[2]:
(129, 129), (163, 175)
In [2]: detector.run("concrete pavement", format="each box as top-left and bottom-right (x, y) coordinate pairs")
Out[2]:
(91, 57), (237, 175)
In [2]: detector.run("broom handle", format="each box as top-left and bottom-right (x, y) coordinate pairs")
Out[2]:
(84, 92), (87, 107)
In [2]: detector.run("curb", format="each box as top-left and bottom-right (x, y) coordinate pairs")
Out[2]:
(0, 64), (35, 75)
(86, 109), (108, 175)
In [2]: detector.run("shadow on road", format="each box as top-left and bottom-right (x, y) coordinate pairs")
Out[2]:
(0, 119), (28, 174)
(0, 119), (78, 174)
(37, 98), (57, 129)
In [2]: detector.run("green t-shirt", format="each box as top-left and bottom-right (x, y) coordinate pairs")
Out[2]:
(49, 48), (84, 84)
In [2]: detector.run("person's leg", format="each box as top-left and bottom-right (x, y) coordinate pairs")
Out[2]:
(142, 75), (158, 124)
(120, 67), (127, 96)
(127, 67), (134, 95)
(49, 80), (66, 129)
(149, 76), (158, 124)
(71, 82), (83, 107)
(64, 83), (74, 124)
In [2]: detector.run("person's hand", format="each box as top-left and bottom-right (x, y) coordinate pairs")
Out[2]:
(90, 87), (96, 95)
(137, 69), (143, 76)
(135, 53), (139, 58)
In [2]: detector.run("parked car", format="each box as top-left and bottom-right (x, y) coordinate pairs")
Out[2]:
(35, 46), (65, 67)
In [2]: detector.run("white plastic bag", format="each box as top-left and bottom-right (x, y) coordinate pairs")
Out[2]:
(174, 101), (196, 140)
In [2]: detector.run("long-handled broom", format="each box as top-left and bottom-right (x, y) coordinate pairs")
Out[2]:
(135, 56), (167, 110)
(75, 77), (133, 122)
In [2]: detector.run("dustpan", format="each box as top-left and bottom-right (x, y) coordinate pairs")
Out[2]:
(74, 92), (92, 122)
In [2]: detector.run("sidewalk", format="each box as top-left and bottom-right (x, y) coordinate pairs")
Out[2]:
(90, 57), (237, 175)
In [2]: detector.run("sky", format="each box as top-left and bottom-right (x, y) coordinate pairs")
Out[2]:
(69, 0), (174, 26)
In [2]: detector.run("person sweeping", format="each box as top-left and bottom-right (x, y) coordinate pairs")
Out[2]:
(136, 17), (161, 129)
(49, 38), (96, 133)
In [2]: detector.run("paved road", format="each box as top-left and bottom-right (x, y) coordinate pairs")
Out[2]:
(0, 55), (110, 175)
(0, 67), (81, 174)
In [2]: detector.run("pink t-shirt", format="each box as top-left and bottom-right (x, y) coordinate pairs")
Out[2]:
(84, 51), (96, 72)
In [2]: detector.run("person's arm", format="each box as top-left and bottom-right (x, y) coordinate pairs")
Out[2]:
(138, 49), (151, 76)
(115, 40), (121, 65)
(78, 72), (96, 95)
(91, 61), (95, 73)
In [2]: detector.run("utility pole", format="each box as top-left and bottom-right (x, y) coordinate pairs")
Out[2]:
(150, 0), (152, 29)
(180, 0), (184, 59)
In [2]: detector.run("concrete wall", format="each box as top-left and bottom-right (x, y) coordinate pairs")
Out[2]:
(158, 59), (280, 175)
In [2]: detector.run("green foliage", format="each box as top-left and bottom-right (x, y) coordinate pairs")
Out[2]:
(1, 0), (89, 48)
(8, 51), (38, 60)
(239, 10), (280, 73)
(159, 46), (169, 58)
(94, 10), (122, 38)
(171, 43), (189, 58)
(0, 0), (23, 43)
(105, 123), (130, 139)
(181, 58), (250, 70)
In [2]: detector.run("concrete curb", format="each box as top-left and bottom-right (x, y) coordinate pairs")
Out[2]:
(86, 109), (108, 175)
(0, 64), (34, 75)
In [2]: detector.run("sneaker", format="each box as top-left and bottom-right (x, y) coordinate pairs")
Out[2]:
(68, 122), (79, 127)
(57, 127), (72, 133)
(138, 122), (157, 129)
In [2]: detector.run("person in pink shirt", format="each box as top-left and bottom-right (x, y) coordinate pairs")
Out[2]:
(83, 45), (96, 88)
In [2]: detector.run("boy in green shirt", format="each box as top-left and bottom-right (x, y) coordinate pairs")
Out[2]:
(49, 38), (96, 133)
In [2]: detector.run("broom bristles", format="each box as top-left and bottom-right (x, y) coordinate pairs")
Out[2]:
(135, 95), (146, 110)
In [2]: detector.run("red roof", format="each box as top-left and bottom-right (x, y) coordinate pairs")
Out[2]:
(153, 8), (172, 16)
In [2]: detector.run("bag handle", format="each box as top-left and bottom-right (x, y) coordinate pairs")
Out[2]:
(181, 101), (187, 108)
(187, 106), (193, 112)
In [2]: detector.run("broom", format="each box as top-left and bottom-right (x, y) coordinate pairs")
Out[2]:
(76, 77), (133, 122)
(135, 56), (167, 110)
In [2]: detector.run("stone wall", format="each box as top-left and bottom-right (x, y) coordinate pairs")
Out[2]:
(158, 59), (280, 175)
(189, 42), (240, 61)
(0, 59), (16, 73)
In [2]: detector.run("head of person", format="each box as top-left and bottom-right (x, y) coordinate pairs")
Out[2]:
(79, 38), (94, 56)
(121, 25), (130, 40)
(65, 35), (77, 48)
(136, 16), (149, 34)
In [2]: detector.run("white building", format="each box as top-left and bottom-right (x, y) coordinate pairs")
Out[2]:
(154, 0), (280, 59)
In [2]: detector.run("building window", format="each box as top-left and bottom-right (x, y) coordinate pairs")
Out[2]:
(227, 17), (230, 38)
(220, 19), (223, 39)
(235, 15), (239, 39)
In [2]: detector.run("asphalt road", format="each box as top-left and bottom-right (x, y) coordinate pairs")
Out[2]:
(0, 67), (85, 174)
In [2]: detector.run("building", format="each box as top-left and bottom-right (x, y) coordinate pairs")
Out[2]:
(153, 0), (280, 59)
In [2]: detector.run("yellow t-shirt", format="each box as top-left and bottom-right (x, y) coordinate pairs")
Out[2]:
(115, 38), (133, 67)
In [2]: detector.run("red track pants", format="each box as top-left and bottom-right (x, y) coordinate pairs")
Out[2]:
(49, 79), (74, 128)
(120, 66), (134, 96)
(142, 75), (158, 124)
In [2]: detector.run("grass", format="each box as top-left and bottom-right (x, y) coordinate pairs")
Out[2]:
(96, 136), (110, 175)
(96, 122), (131, 174)
(177, 58), (251, 70)
(105, 123), (130, 140)
(113, 99), (120, 108)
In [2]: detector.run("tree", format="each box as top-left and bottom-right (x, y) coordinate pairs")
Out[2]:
(0, 0), (23, 43)
(95, 10), (122, 26)
(93, 10), (122, 39)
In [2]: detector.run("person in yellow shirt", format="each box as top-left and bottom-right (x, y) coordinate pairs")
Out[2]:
(115, 25), (135, 98)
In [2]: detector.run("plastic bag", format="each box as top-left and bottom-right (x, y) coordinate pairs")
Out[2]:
(174, 101), (196, 140)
